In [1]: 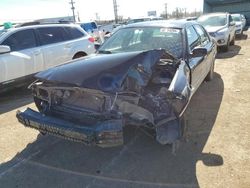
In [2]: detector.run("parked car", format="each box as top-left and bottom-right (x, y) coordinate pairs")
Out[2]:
(127, 17), (151, 24)
(78, 21), (104, 43)
(0, 23), (95, 92)
(198, 12), (236, 52)
(240, 14), (247, 29)
(231, 14), (246, 35)
(17, 20), (217, 150)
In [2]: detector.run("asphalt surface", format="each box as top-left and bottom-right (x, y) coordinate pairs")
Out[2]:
(0, 32), (250, 188)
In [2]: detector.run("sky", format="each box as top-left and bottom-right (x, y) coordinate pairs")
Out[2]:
(0, 0), (203, 23)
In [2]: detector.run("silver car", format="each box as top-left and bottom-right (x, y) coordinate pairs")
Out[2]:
(198, 12), (236, 52)
(232, 14), (246, 35)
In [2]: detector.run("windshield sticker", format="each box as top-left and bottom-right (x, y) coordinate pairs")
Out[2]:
(160, 28), (180, 33)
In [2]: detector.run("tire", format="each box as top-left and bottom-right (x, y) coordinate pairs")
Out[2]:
(230, 34), (235, 45)
(205, 60), (214, 81)
(221, 37), (230, 52)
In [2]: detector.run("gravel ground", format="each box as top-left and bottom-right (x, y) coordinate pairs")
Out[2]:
(0, 32), (249, 188)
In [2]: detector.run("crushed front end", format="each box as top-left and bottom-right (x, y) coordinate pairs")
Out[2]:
(17, 50), (191, 147)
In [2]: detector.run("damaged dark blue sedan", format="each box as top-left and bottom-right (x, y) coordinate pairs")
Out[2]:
(16, 20), (217, 149)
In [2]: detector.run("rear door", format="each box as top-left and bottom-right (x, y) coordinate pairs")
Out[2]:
(0, 29), (43, 84)
(37, 27), (71, 69)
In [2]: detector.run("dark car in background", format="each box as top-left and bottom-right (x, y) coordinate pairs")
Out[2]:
(17, 20), (217, 150)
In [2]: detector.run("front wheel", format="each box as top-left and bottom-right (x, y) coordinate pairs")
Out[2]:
(230, 34), (235, 45)
(221, 37), (230, 52)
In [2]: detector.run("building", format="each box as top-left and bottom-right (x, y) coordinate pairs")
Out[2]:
(203, 0), (250, 26)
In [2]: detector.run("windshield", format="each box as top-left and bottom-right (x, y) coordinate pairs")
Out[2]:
(99, 27), (183, 58)
(232, 15), (241, 22)
(198, 15), (227, 27)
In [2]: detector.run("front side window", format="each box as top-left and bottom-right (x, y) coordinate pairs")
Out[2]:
(37, 27), (65, 45)
(2, 29), (36, 51)
(99, 27), (183, 58)
(186, 26), (200, 50)
(193, 25), (209, 45)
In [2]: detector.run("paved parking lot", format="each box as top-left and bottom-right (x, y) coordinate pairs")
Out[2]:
(0, 32), (250, 188)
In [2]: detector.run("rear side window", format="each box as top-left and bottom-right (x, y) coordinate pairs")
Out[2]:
(2, 29), (36, 51)
(64, 27), (85, 40)
(37, 27), (65, 45)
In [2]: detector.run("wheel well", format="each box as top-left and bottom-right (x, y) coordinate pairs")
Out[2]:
(72, 52), (87, 59)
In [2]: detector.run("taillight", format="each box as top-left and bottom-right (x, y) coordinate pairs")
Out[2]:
(88, 37), (95, 43)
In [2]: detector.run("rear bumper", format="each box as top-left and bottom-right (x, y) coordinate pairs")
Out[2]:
(16, 108), (123, 147)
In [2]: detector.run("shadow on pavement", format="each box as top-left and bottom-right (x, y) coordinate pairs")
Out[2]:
(235, 33), (248, 40)
(0, 73), (224, 188)
(0, 86), (33, 115)
(216, 45), (242, 59)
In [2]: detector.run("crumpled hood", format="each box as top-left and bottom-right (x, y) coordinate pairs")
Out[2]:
(36, 49), (169, 92)
(205, 26), (226, 33)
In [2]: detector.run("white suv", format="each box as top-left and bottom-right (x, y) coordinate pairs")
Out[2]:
(198, 12), (236, 52)
(0, 24), (95, 92)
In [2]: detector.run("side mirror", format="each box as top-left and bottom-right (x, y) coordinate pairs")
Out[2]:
(0, 45), (11, 54)
(191, 47), (207, 58)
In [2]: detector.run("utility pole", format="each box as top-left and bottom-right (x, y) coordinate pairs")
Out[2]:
(165, 3), (168, 19)
(113, 0), (118, 23)
(69, 0), (76, 23)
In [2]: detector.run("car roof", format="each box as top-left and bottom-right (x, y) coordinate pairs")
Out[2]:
(199, 12), (229, 17)
(16, 23), (78, 29)
(2, 23), (80, 33)
(122, 20), (198, 29)
(0, 23), (84, 41)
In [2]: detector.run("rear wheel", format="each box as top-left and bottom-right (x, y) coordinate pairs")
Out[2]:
(72, 52), (87, 59)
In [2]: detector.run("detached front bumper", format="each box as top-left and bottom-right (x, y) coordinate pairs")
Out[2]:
(16, 108), (123, 147)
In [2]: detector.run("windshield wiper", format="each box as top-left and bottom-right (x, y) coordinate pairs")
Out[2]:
(98, 50), (112, 54)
